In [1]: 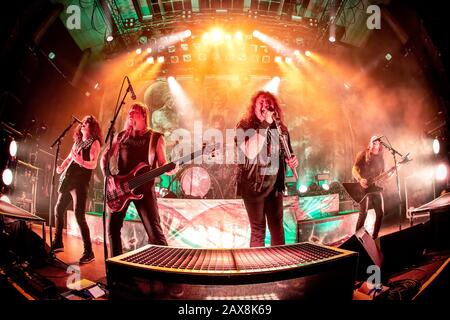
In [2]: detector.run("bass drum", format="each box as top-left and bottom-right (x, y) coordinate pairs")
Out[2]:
(180, 165), (211, 198)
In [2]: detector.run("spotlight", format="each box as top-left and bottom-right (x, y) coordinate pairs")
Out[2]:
(274, 56), (282, 63)
(2, 168), (13, 186)
(433, 138), (440, 155)
(48, 52), (56, 60)
(385, 53), (392, 61)
(136, 48), (142, 55)
(9, 140), (18, 157)
(436, 164), (448, 181)
(294, 50), (300, 55)
(167, 76), (175, 82)
(252, 30), (260, 37)
(106, 35), (114, 42)
(211, 28), (223, 42)
(235, 32), (243, 41)
(0, 194), (11, 203)
(344, 83), (351, 90)
(157, 56), (165, 63)
(184, 30), (192, 38)
(322, 183), (330, 191)
(146, 57), (154, 64)
(299, 185), (308, 193)
(285, 57), (293, 64)
(147, 47), (152, 54)
(329, 36), (336, 43)
(305, 50), (312, 57)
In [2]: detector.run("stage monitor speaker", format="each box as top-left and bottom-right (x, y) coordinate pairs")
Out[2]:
(379, 222), (429, 274)
(339, 227), (384, 280)
(430, 209), (450, 250)
(411, 192), (450, 250)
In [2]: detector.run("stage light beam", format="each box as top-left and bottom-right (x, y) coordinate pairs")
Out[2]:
(263, 76), (281, 95)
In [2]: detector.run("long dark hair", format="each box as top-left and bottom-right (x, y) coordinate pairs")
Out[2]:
(366, 135), (383, 162)
(239, 91), (288, 132)
(73, 115), (103, 145)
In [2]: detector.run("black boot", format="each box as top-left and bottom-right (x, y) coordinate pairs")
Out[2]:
(51, 238), (64, 253)
(79, 250), (95, 264)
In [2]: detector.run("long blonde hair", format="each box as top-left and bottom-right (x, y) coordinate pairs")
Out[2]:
(119, 103), (150, 143)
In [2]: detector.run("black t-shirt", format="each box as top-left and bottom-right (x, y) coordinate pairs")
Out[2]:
(63, 139), (97, 191)
(118, 130), (152, 174)
(236, 119), (293, 201)
(353, 150), (385, 181)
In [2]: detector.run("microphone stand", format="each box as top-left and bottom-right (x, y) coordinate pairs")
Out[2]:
(48, 118), (78, 267)
(379, 138), (404, 231)
(101, 77), (130, 268)
(273, 116), (298, 181)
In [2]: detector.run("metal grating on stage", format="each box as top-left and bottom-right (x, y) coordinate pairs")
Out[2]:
(118, 243), (343, 273)
(106, 242), (358, 300)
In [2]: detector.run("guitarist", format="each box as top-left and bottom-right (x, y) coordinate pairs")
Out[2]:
(53, 116), (102, 264)
(352, 135), (387, 239)
(101, 103), (174, 257)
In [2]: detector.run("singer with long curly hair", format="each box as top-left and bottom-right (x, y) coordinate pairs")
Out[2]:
(235, 91), (298, 247)
(53, 115), (102, 263)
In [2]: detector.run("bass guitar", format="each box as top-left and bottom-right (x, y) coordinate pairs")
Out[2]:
(106, 143), (218, 213)
(343, 153), (412, 203)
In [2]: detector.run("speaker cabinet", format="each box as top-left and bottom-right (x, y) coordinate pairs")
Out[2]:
(339, 227), (384, 280)
(379, 222), (429, 274)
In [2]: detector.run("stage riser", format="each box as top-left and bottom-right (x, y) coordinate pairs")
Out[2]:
(106, 243), (358, 300)
(67, 196), (358, 249)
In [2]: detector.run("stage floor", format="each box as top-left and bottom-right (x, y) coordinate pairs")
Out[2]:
(28, 215), (429, 300)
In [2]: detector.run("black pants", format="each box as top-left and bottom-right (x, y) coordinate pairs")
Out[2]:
(108, 188), (167, 257)
(356, 192), (384, 239)
(54, 185), (92, 253)
(242, 189), (285, 247)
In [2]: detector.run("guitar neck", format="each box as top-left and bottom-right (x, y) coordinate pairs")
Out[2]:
(128, 149), (204, 189)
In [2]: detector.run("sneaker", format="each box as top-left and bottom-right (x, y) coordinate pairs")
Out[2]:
(51, 241), (64, 253)
(79, 251), (95, 264)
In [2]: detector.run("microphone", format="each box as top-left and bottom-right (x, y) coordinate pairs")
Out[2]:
(372, 135), (384, 142)
(126, 76), (136, 100)
(72, 116), (82, 124)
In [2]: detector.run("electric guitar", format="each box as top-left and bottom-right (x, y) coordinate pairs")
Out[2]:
(343, 153), (412, 203)
(58, 138), (94, 192)
(105, 143), (218, 213)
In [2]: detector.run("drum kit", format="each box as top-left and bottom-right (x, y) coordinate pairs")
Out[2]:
(166, 142), (239, 199)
